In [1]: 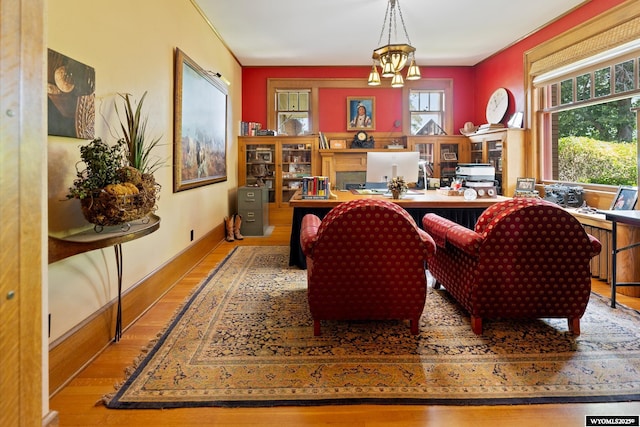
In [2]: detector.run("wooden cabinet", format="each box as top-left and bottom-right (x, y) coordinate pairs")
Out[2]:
(316, 136), (469, 190)
(238, 136), (317, 221)
(407, 135), (469, 186)
(466, 129), (526, 196)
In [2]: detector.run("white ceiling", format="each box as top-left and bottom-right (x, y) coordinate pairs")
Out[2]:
(194, 0), (586, 67)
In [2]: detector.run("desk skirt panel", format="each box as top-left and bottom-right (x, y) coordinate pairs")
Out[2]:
(290, 207), (486, 269)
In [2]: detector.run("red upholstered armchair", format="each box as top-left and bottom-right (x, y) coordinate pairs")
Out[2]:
(422, 198), (601, 335)
(300, 199), (436, 336)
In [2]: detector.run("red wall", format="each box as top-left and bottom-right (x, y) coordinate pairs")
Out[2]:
(242, 66), (475, 133)
(474, 0), (627, 125)
(242, 0), (627, 132)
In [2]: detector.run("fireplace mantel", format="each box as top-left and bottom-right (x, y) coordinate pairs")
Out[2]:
(320, 148), (411, 189)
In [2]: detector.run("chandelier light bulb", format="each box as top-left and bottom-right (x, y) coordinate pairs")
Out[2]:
(381, 60), (395, 78)
(406, 58), (421, 80)
(391, 72), (404, 88)
(368, 65), (381, 86)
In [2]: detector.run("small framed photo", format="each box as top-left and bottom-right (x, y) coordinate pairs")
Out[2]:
(256, 151), (272, 163)
(442, 152), (457, 161)
(347, 97), (375, 131)
(516, 177), (536, 192)
(611, 185), (638, 210)
(330, 139), (346, 149)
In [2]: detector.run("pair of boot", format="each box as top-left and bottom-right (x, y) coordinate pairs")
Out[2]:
(225, 214), (244, 242)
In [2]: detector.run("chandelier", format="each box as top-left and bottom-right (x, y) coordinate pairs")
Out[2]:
(367, 0), (421, 87)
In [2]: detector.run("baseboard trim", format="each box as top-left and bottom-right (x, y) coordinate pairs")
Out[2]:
(48, 224), (224, 397)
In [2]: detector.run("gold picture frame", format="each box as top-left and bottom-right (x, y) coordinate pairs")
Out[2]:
(173, 48), (228, 192)
(347, 97), (375, 131)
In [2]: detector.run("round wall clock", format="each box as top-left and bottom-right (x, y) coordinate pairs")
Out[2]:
(486, 87), (509, 124)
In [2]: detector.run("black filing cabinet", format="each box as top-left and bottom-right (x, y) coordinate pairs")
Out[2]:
(237, 186), (269, 236)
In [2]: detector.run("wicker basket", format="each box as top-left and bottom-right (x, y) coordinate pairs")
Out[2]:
(80, 175), (159, 226)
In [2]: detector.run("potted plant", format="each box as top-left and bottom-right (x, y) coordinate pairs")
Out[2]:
(387, 176), (408, 199)
(67, 92), (162, 229)
(115, 91), (163, 175)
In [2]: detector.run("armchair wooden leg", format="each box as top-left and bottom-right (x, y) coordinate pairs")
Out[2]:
(470, 316), (483, 335)
(568, 317), (581, 336)
(410, 318), (419, 335)
(313, 320), (321, 336)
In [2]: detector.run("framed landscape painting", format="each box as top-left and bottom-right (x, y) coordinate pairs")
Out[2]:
(173, 48), (228, 192)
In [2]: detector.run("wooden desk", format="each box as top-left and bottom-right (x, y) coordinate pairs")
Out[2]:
(289, 190), (509, 269)
(601, 210), (640, 308)
(289, 189), (510, 209)
(48, 215), (161, 341)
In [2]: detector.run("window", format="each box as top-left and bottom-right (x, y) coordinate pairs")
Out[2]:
(537, 52), (640, 187)
(276, 89), (310, 136)
(408, 90), (445, 135)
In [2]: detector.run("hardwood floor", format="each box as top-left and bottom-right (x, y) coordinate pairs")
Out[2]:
(49, 224), (640, 427)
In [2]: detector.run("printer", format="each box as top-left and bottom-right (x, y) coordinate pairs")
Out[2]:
(455, 163), (498, 198)
(455, 163), (495, 182)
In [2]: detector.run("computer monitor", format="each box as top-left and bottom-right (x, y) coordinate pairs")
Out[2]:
(366, 151), (420, 185)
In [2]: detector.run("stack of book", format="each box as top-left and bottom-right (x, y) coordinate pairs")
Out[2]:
(476, 123), (505, 132)
(240, 121), (262, 136)
(301, 176), (330, 199)
(318, 132), (330, 149)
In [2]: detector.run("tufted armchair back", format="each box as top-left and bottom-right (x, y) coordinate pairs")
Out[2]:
(300, 198), (436, 335)
(422, 197), (601, 335)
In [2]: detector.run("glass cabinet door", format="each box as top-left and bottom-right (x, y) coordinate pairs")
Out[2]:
(470, 141), (483, 163)
(439, 143), (459, 186)
(245, 143), (276, 202)
(414, 142), (434, 189)
(281, 142), (312, 203)
(487, 139), (503, 193)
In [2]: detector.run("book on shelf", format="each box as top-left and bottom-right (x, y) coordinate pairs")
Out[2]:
(476, 123), (505, 132)
(301, 176), (330, 199)
(318, 132), (329, 149)
(240, 121), (263, 136)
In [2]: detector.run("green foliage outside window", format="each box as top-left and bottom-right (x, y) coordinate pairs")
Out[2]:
(558, 136), (637, 186)
(557, 96), (638, 186)
(558, 98), (637, 142)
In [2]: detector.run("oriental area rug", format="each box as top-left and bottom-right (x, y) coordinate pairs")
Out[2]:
(106, 246), (640, 408)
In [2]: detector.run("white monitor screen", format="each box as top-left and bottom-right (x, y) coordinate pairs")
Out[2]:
(366, 151), (420, 184)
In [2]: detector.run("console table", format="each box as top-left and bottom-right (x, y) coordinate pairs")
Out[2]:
(601, 210), (640, 308)
(48, 215), (161, 341)
(288, 190), (508, 269)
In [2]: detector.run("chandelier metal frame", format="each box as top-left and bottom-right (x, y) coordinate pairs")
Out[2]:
(368, 0), (421, 87)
